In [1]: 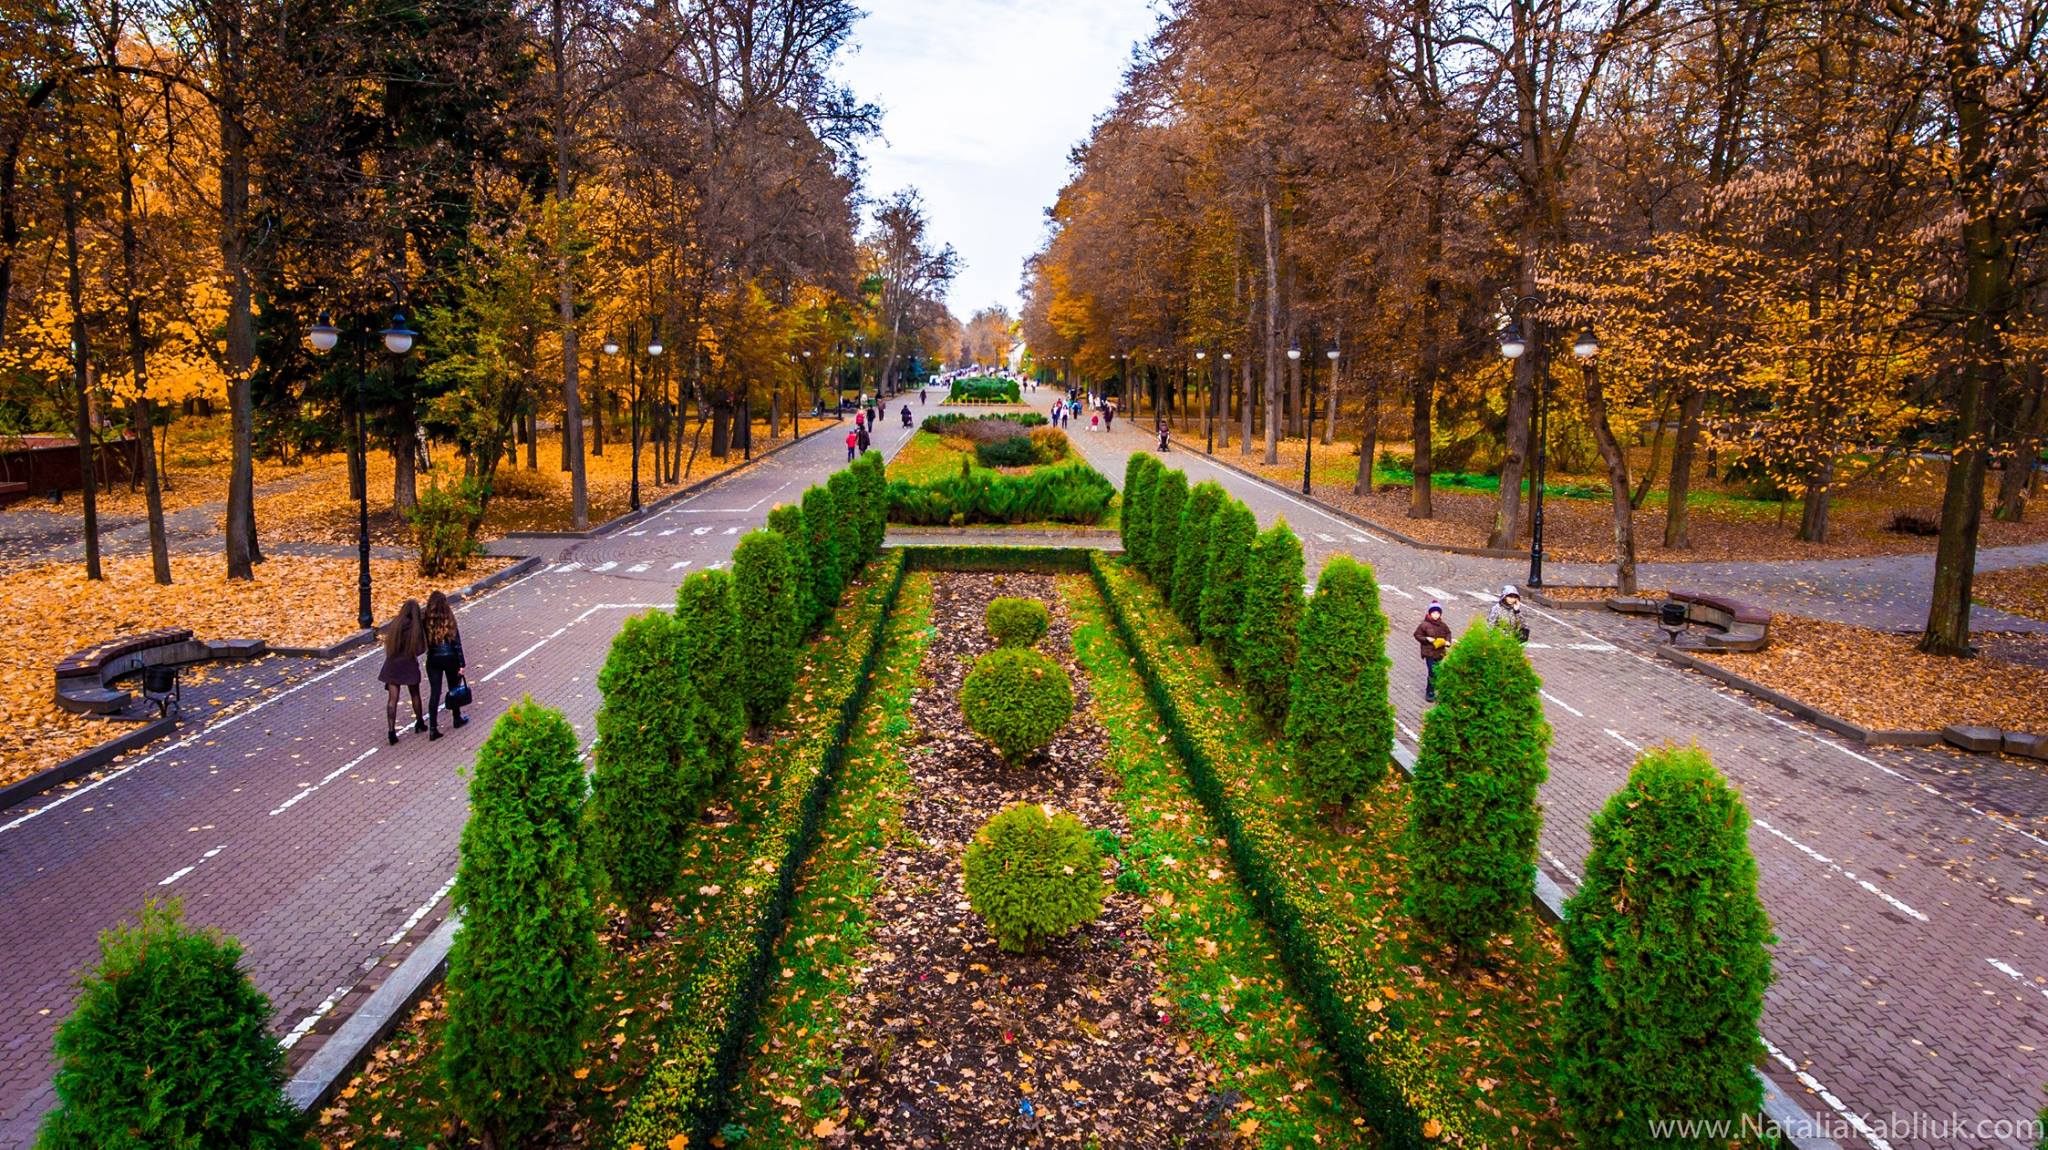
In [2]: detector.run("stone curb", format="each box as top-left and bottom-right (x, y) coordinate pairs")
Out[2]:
(284, 914), (459, 1114)
(0, 715), (177, 812)
(1653, 644), (1942, 747)
(1387, 742), (1840, 1149)
(1166, 435), (1527, 560)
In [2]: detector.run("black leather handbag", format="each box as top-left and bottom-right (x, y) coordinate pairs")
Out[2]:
(445, 676), (473, 710)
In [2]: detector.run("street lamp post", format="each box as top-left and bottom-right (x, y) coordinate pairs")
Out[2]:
(310, 309), (412, 631)
(647, 323), (666, 486)
(1288, 340), (1307, 492)
(1497, 294), (1553, 588)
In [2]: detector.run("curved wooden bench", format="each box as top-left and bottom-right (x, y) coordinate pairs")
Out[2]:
(1665, 590), (1771, 653)
(54, 628), (267, 715)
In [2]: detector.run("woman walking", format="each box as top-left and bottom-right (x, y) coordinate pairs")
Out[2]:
(422, 590), (468, 739)
(1413, 601), (1452, 702)
(378, 599), (427, 744)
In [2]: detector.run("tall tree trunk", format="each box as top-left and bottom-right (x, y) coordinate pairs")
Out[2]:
(394, 410), (419, 512)
(1798, 454), (1833, 544)
(1993, 365), (2044, 522)
(60, 134), (101, 580)
(1584, 361), (1637, 594)
(549, 0), (588, 530)
(1322, 358), (1338, 445)
(112, 68), (170, 584)
(218, 14), (259, 578)
(1664, 386), (1706, 547)
(1355, 368), (1380, 496)
(1261, 183), (1282, 465)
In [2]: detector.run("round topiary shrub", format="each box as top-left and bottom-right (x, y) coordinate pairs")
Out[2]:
(985, 596), (1050, 648)
(38, 901), (308, 1150)
(1555, 744), (1773, 1149)
(960, 647), (1073, 764)
(963, 802), (1106, 952)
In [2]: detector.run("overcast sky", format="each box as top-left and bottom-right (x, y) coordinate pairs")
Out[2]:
(833, 0), (1159, 322)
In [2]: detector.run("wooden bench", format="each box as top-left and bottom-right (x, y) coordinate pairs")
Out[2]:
(1664, 590), (1771, 653)
(54, 628), (268, 715)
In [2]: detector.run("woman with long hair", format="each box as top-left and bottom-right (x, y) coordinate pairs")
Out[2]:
(377, 599), (426, 744)
(422, 590), (467, 739)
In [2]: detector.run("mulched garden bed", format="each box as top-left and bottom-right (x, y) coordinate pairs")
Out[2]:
(827, 571), (1226, 1147)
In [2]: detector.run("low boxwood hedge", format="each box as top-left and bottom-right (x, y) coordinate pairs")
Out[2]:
(887, 460), (1114, 526)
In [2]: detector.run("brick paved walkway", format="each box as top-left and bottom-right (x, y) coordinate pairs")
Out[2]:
(1066, 423), (2048, 1150)
(0, 414), (912, 1143)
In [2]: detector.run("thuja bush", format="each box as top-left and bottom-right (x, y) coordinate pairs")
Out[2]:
(800, 483), (844, 625)
(38, 901), (307, 1150)
(732, 528), (801, 726)
(587, 611), (703, 929)
(960, 647), (1074, 764)
(766, 502), (816, 637)
(1231, 520), (1306, 727)
(975, 435), (1039, 468)
(1171, 481), (1224, 627)
(1148, 467), (1189, 590)
(674, 569), (747, 775)
(986, 596), (1051, 648)
(1121, 452), (1159, 567)
(1199, 497), (1258, 665)
(1556, 745), (1773, 1148)
(827, 469), (867, 583)
(963, 802), (1106, 952)
(1285, 555), (1396, 808)
(443, 700), (601, 1148)
(887, 461), (1114, 525)
(852, 451), (889, 560)
(1401, 619), (1551, 953)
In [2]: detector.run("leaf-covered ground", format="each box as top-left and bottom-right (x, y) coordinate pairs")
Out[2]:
(1977, 563), (2048, 622)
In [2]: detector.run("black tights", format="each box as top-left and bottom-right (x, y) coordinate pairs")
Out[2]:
(386, 683), (422, 731)
(428, 666), (463, 725)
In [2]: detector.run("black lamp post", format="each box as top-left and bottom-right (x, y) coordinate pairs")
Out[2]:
(310, 309), (413, 631)
(646, 322), (666, 487)
(1302, 342), (1338, 495)
(1197, 349), (1214, 454)
(1497, 294), (1555, 588)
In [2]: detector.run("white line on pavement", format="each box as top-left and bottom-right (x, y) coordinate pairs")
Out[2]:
(1348, 533), (1374, 544)
(1604, 728), (1643, 752)
(1463, 589), (1493, 601)
(384, 873), (460, 947)
(1316, 532), (1337, 542)
(558, 561), (582, 572)
(670, 560), (692, 570)
(1752, 817), (1929, 922)
(158, 843), (226, 886)
(1379, 583), (1413, 599)
(722, 526), (738, 535)
(627, 563), (649, 573)
(591, 561), (617, 572)
(1397, 720), (1421, 743)
(1762, 1037), (1894, 1150)
(658, 528), (679, 536)
(1569, 642), (1620, 652)
(693, 526), (713, 535)
(270, 748), (378, 816)
(280, 985), (352, 1049)
(1417, 585), (1453, 602)
(480, 602), (667, 683)
(1540, 690), (1584, 717)
(1988, 958), (2048, 1003)
(625, 530), (646, 537)
(1542, 849), (1583, 885)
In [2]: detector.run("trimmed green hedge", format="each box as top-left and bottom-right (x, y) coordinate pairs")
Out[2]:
(1171, 481), (1225, 627)
(588, 610), (705, 929)
(1285, 555), (1396, 808)
(1122, 453), (1160, 568)
(897, 545), (1095, 573)
(986, 596), (1051, 647)
(946, 375), (1022, 403)
(800, 483), (845, 624)
(675, 570), (747, 777)
(766, 503), (816, 636)
(920, 411), (1046, 433)
(886, 461), (1114, 525)
(733, 528), (801, 726)
(1148, 467), (1189, 590)
(1232, 521), (1306, 728)
(1198, 498), (1258, 665)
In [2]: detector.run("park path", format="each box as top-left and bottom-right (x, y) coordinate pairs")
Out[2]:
(1062, 420), (2048, 1150)
(0, 413), (912, 1144)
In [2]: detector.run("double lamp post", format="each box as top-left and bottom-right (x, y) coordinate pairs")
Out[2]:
(307, 309), (417, 631)
(1496, 294), (1599, 589)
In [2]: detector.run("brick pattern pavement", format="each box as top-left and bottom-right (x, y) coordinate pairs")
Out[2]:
(1065, 422), (2048, 1150)
(0, 414), (913, 1143)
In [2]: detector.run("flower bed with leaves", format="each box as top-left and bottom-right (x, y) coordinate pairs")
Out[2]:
(1090, 555), (1568, 1149)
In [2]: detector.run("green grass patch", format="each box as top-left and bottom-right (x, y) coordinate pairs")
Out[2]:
(1060, 575), (1367, 1147)
(884, 431), (975, 485)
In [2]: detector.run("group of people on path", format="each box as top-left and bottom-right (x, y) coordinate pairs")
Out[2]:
(1410, 585), (1527, 702)
(376, 591), (470, 744)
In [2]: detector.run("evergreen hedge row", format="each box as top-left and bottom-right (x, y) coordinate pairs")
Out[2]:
(1285, 555), (1396, 808)
(38, 901), (308, 1149)
(800, 483), (844, 625)
(826, 470), (865, 599)
(1556, 745), (1773, 1148)
(587, 611), (704, 929)
(1121, 452), (1159, 567)
(732, 528), (801, 726)
(1147, 467), (1189, 591)
(1401, 619), (1551, 953)
(443, 699), (601, 1147)
(1171, 481), (1224, 628)
(1198, 497), (1258, 665)
(1232, 520), (1306, 728)
(886, 460), (1114, 526)
(851, 450), (888, 558)
(675, 570), (747, 777)
(767, 502), (816, 637)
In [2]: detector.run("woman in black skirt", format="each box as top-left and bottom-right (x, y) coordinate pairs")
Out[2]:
(378, 599), (426, 744)
(422, 590), (468, 739)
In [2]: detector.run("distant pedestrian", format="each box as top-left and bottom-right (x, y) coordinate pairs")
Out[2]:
(1413, 601), (1452, 702)
(920, 387), (927, 405)
(1157, 422), (1169, 452)
(378, 599), (426, 745)
(846, 428), (858, 461)
(1488, 585), (1529, 642)
(1103, 405), (1115, 432)
(1090, 412), (1100, 432)
(422, 590), (468, 739)
(857, 423), (871, 452)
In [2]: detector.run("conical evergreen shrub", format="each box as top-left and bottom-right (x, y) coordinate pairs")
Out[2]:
(1121, 452), (1159, 569)
(766, 503), (816, 638)
(1199, 498), (1258, 666)
(1231, 520), (1306, 726)
(1171, 481), (1224, 627)
(827, 469), (866, 585)
(852, 450), (888, 559)
(675, 569), (747, 775)
(443, 700), (600, 1147)
(1556, 745), (1773, 1148)
(38, 901), (307, 1150)
(1401, 619), (1551, 953)
(587, 611), (703, 929)
(1285, 555), (1395, 807)
(800, 483), (844, 624)
(1148, 468), (1188, 590)
(732, 528), (800, 726)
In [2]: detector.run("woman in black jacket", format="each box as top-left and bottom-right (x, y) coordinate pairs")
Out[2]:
(422, 590), (468, 739)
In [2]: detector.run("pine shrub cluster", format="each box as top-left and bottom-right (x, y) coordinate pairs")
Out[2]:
(1121, 452), (1160, 567)
(1555, 745), (1773, 1148)
(963, 802), (1106, 952)
(587, 611), (707, 928)
(1171, 481), (1224, 627)
(1401, 619), (1551, 953)
(1198, 497), (1258, 663)
(1231, 520), (1306, 727)
(960, 647), (1074, 764)
(1285, 555), (1395, 807)
(38, 901), (307, 1150)
(1147, 467), (1189, 591)
(732, 528), (800, 726)
(986, 596), (1051, 648)
(443, 700), (601, 1146)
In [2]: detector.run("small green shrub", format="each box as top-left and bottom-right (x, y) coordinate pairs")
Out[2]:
(920, 411), (1044, 433)
(960, 646), (1074, 764)
(975, 435), (1038, 468)
(963, 802), (1106, 951)
(947, 375), (1022, 403)
(1199, 498), (1258, 665)
(1556, 745), (1773, 1149)
(1121, 452), (1160, 567)
(1402, 619), (1551, 953)
(827, 469), (867, 580)
(1147, 468), (1188, 590)
(1029, 425), (1070, 463)
(887, 461), (1114, 525)
(674, 569), (747, 775)
(1170, 480), (1223, 626)
(588, 611), (704, 929)
(410, 475), (485, 577)
(766, 503), (815, 636)
(800, 483), (844, 625)
(1285, 555), (1395, 807)
(38, 901), (308, 1150)
(852, 451), (888, 560)
(986, 596), (1051, 647)
(443, 699), (600, 1147)
(732, 528), (800, 726)
(1231, 520), (1306, 726)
